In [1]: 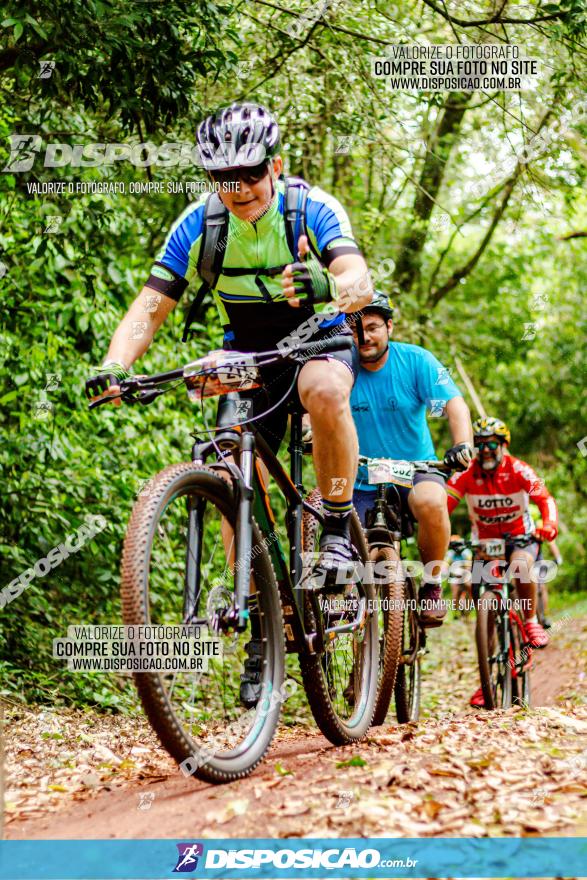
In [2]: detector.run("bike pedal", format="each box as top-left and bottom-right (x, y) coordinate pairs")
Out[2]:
(303, 574), (347, 594)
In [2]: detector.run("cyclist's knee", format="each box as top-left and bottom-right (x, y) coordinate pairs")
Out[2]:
(409, 486), (448, 523)
(508, 551), (535, 585)
(300, 377), (350, 416)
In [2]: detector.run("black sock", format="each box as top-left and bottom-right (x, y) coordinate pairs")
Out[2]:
(322, 498), (352, 539)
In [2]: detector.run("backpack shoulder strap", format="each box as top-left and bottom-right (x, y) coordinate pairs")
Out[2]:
(182, 193), (229, 343)
(197, 191), (229, 287)
(284, 176), (320, 261)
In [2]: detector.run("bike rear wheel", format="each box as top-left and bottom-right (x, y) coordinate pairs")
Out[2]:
(299, 490), (378, 744)
(394, 576), (422, 723)
(536, 580), (551, 628)
(476, 590), (512, 710)
(371, 545), (404, 726)
(120, 462), (285, 784)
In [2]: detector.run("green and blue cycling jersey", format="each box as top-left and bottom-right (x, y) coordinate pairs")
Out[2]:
(146, 177), (361, 350)
(351, 342), (463, 491)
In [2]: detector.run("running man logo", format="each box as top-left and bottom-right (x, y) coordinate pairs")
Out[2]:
(44, 216), (63, 234)
(330, 477), (348, 496)
(145, 293), (162, 313)
(234, 399), (253, 419)
(528, 478), (545, 493)
(39, 60), (56, 79)
(435, 366), (453, 386)
(173, 843), (204, 873)
(3, 135), (42, 172)
(334, 136), (355, 154)
(429, 399), (447, 417)
(45, 373), (61, 392)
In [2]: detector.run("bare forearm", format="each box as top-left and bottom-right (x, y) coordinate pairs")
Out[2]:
(104, 287), (177, 369)
(447, 396), (473, 445)
(336, 272), (374, 312)
(331, 256), (374, 313)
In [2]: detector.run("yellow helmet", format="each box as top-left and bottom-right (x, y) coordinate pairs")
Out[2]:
(473, 417), (510, 445)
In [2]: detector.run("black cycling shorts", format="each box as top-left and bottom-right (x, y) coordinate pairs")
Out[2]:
(353, 471), (447, 528)
(215, 327), (359, 453)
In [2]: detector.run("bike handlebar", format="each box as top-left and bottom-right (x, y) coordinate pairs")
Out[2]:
(357, 455), (453, 474)
(89, 334), (354, 409)
(455, 533), (542, 550)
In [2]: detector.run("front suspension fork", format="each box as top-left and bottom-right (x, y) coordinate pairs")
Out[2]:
(184, 495), (205, 622)
(234, 433), (255, 630)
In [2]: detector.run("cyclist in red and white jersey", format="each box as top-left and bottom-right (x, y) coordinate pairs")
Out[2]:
(446, 417), (559, 706)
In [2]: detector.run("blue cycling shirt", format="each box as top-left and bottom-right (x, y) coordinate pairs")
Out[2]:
(351, 342), (462, 491)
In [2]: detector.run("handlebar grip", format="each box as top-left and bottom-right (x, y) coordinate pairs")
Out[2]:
(88, 395), (119, 409)
(416, 459), (453, 473)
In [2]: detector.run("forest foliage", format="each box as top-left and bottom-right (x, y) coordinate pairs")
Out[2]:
(1, 0), (586, 708)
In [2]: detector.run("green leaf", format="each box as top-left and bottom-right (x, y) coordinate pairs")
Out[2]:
(13, 21), (23, 40)
(274, 762), (293, 776)
(35, 238), (48, 256)
(0, 389), (19, 405)
(336, 755), (367, 768)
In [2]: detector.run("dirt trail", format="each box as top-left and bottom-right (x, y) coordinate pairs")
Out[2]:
(5, 615), (587, 840)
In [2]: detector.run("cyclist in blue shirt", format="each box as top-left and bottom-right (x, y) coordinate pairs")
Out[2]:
(348, 292), (474, 626)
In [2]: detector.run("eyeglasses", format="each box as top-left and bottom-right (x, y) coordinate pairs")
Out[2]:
(476, 440), (500, 451)
(210, 160), (270, 187)
(351, 321), (387, 336)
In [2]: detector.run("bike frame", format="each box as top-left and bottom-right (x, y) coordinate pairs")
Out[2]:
(363, 480), (425, 668)
(89, 338), (363, 659)
(189, 407), (326, 656)
(476, 548), (533, 679)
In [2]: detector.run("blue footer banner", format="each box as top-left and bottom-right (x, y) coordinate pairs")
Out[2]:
(0, 837), (586, 879)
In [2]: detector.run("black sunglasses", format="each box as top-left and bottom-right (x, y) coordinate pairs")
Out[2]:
(211, 160), (270, 186)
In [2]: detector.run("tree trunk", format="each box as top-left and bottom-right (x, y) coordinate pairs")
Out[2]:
(393, 92), (472, 298)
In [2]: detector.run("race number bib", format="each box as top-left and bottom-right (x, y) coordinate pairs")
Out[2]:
(367, 459), (415, 487)
(478, 538), (506, 557)
(184, 352), (261, 400)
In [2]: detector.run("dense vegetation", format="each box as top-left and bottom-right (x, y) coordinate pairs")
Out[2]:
(1, 0), (586, 708)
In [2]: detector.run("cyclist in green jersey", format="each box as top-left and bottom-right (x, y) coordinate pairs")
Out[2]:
(86, 103), (373, 587)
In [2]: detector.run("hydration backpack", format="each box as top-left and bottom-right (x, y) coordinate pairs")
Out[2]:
(182, 175), (317, 342)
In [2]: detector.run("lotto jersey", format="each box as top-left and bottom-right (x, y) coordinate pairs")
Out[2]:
(446, 453), (558, 539)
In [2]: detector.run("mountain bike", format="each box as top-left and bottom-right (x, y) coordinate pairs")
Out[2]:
(89, 337), (378, 783)
(356, 456), (452, 725)
(472, 534), (536, 709)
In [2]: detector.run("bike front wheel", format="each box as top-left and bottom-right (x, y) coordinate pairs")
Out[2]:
(371, 545), (404, 726)
(299, 490), (379, 744)
(394, 575), (422, 723)
(476, 590), (512, 710)
(120, 462), (285, 784)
